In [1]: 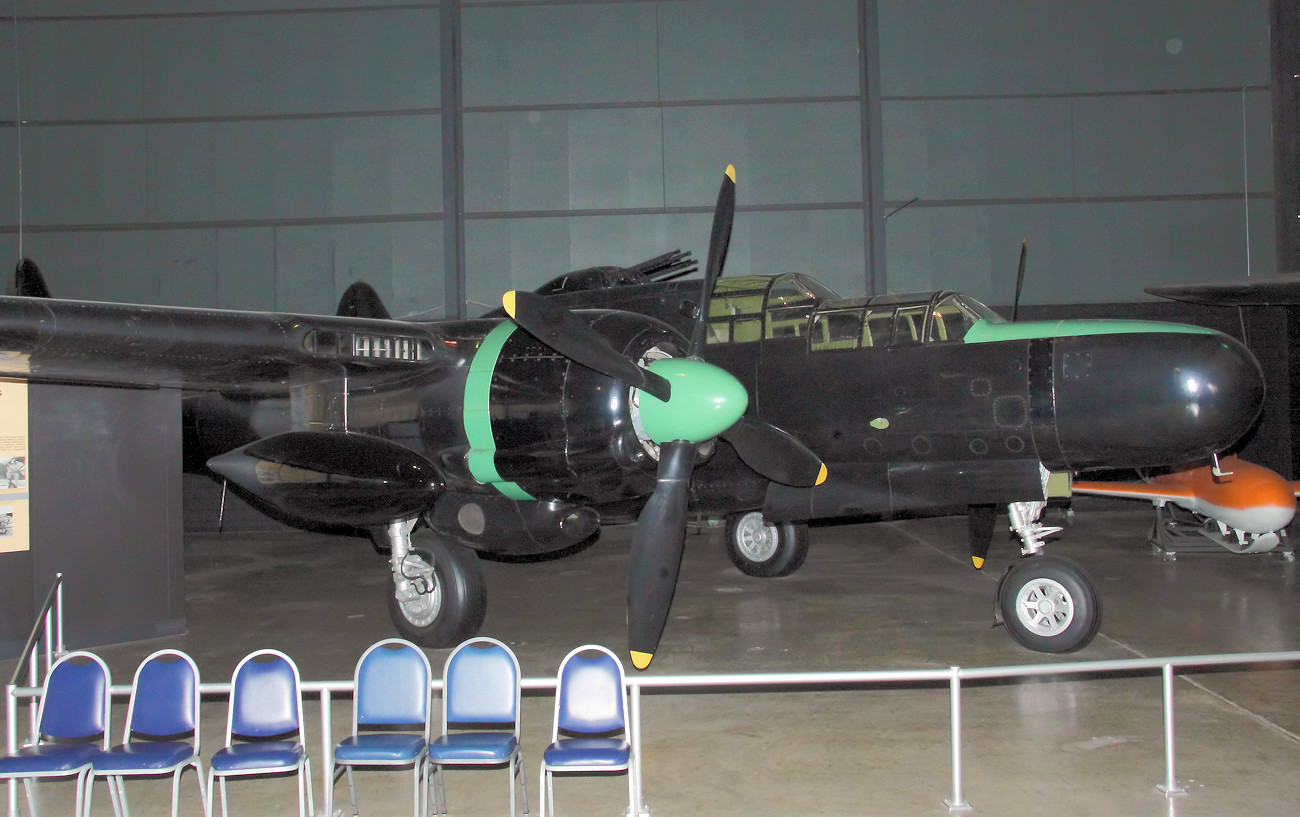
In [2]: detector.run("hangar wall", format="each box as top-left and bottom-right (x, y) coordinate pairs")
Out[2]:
(0, 0), (1276, 314)
(0, 4), (1289, 525)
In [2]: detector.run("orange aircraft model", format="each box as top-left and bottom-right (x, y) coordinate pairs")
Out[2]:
(1072, 455), (1300, 556)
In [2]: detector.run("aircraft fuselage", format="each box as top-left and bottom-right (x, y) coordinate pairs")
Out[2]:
(184, 273), (1264, 557)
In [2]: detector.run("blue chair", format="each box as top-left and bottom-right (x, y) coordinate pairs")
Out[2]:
(538, 645), (633, 817)
(428, 637), (528, 816)
(0, 651), (110, 817)
(207, 649), (314, 817)
(331, 639), (432, 817)
(87, 649), (206, 817)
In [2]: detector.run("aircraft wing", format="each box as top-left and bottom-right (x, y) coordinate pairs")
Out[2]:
(0, 295), (447, 392)
(1070, 479), (1195, 504)
(1145, 272), (1300, 306)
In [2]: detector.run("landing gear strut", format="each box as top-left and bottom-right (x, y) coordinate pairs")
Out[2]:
(996, 500), (1102, 653)
(377, 519), (487, 647)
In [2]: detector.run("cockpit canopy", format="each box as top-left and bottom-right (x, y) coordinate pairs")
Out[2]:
(706, 273), (1004, 350)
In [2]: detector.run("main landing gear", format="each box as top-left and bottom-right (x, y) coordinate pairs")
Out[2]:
(376, 519), (487, 648)
(995, 500), (1102, 653)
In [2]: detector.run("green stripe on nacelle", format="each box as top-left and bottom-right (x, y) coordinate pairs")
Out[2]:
(635, 357), (748, 444)
(463, 321), (534, 501)
(964, 318), (1219, 344)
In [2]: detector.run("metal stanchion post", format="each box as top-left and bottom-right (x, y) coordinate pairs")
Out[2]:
(944, 668), (971, 811)
(1156, 664), (1186, 797)
(630, 682), (646, 816)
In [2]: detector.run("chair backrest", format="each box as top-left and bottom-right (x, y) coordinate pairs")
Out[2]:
(551, 645), (626, 739)
(226, 649), (304, 742)
(441, 637), (521, 732)
(37, 651), (110, 745)
(353, 638), (431, 737)
(125, 649), (201, 748)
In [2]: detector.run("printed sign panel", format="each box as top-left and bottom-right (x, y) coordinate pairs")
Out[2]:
(0, 377), (30, 553)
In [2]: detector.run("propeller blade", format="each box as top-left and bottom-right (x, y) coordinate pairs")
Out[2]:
(503, 290), (673, 402)
(967, 504), (997, 570)
(719, 416), (828, 487)
(687, 166), (736, 356)
(627, 440), (696, 670)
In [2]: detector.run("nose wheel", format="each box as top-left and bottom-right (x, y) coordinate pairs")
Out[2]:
(724, 510), (809, 577)
(996, 554), (1101, 653)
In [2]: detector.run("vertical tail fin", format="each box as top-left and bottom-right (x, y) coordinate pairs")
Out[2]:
(9, 258), (51, 298)
(336, 282), (391, 319)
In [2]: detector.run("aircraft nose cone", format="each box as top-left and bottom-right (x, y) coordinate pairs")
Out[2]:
(1051, 331), (1264, 470)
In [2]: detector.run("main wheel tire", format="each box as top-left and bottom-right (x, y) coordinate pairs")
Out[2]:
(997, 554), (1101, 653)
(724, 510), (809, 578)
(386, 533), (487, 648)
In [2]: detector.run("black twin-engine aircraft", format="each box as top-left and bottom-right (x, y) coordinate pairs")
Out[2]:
(0, 167), (1265, 668)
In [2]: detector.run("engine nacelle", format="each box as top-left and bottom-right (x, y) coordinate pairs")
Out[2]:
(468, 311), (686, 505)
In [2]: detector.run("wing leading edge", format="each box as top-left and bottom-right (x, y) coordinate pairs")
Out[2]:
(0, 295), (448, 391)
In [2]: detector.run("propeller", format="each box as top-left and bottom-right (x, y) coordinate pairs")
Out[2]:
(504, 165), (827, 670)
(503, 290), (673, 402)
(967, 504), (997, 570)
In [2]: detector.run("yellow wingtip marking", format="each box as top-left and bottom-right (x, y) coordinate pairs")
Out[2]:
(502, 291), (517, 318)
(815, 463), (828, 486)
(630, 651), (653, 670)
(725, 164), (736, 182)
(972, 556), (985, 570)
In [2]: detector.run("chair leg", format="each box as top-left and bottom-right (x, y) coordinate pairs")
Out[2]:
(410, 761), (420, 817)
(344, 766), (359, 816)
(115, 775), (132, 817)
(21, 777), (37, 817)
(170, 769), (184, 817)
(74, 770), (89, 817)
(429, 764), (446, 817)
(538, 767), (550, 817)
(194, 762), (211, 817)
(296, 766), (306, 817)
(304, 758), (315, 817)
(516, 754), (530, 816)
(83, 774), (101, 817)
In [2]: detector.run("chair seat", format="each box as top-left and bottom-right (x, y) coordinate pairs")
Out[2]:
(429, 732), (519, 764)
(542, 738), (630, 769)
(210, 741), (304, 773)
(0, 744), (100, 774)
(93, 741), (198, 773)
(334, 734), (427, 764)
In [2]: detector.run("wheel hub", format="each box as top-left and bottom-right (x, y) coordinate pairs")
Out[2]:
(1015, 577), (1074, 636)
(736, 512), (779, 562)
(395, 552), (442, 627)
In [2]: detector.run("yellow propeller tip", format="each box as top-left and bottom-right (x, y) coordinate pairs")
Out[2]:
(971, 556), (985, 570)
(724, 164), (736, 182)
(502, 290), (517, 318)
(630, 651), (653, 670)
(815, 463), (828, 486)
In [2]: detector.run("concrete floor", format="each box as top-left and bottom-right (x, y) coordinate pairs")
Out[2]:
(4, 502), (1300, 816)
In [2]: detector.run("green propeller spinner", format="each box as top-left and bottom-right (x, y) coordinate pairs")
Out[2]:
(634, 357), (748, 444)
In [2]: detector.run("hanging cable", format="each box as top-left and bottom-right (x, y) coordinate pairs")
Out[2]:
(10, 2), (23, 261)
